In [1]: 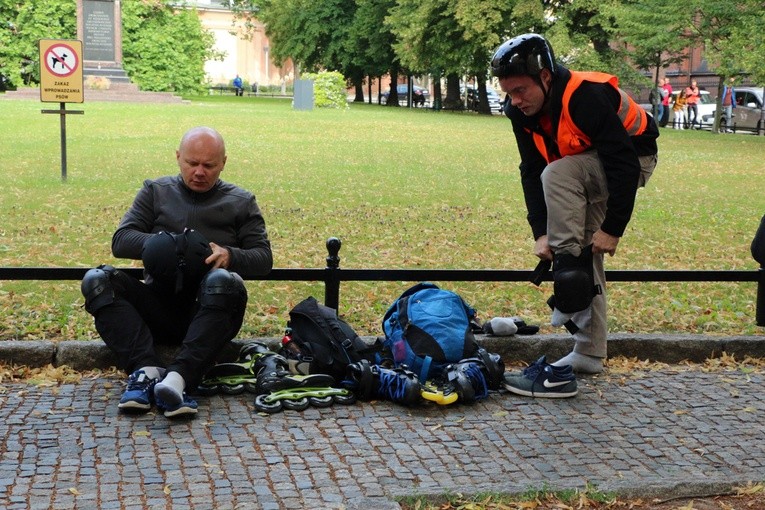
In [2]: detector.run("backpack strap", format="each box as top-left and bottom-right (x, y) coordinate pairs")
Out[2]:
(419, 356), (432, 383)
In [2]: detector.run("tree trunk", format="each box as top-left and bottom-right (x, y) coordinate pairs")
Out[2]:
(476, 76), (491, 115)
(713, 76), (725, 134)
(432, 74), (442, 110)
(353, 75), (365, 102)
(387, 69), (400, 106)
(442, 73), (463, 110)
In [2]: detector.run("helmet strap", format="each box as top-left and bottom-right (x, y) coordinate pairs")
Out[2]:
(536, 69), (554, 113)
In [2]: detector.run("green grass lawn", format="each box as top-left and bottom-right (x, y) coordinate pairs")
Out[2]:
(1, 95), (764, 340)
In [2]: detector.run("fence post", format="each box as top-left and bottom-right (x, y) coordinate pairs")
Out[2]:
(758, 268), (765, 327)
(324, 237), (342, 313)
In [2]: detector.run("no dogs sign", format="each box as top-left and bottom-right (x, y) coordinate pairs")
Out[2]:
(39, 39), (84, 103)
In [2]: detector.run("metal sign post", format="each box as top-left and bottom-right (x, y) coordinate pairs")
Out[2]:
(41, 103), (84, 181)
(39, 39), (85, 182)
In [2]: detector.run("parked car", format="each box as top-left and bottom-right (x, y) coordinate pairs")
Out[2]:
(380, 84), (430, 106)
(466, 85), (503, 114)
(701, 86), (764, 133)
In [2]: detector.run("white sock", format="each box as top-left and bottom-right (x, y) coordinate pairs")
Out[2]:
(155, 371), (185, 402)
(550, 308), (574, 328)
(138, 366), (166, 381)
(552, 352), (604, 374)
(483, 317), (518, 336)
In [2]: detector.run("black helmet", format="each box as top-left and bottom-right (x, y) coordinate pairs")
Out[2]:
(490, 34), (556, 78)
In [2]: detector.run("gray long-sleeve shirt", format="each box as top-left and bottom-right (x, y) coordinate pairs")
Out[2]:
(112, 174), (273, 278)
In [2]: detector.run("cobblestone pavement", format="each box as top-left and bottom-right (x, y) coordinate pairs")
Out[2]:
(1, 368), (764, 509)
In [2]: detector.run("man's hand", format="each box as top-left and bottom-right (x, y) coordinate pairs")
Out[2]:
(592, 229), (620, 256)
(206, 242), (230, 269)
(534, 235), (553, 261)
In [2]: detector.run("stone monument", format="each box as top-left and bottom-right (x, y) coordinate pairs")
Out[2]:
(76, 0), (130, 85)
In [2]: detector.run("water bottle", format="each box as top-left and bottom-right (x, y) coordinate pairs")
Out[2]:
(281, 326), (302, 355)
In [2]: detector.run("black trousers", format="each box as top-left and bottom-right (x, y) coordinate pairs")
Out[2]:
(90, 270), (247, 390)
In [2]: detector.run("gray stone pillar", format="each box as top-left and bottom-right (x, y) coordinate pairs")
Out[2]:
(76, 0), (130, 84)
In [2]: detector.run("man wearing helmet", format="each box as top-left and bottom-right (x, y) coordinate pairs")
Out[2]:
(81, 126), (273, 417)
(491, 34), (658, 376)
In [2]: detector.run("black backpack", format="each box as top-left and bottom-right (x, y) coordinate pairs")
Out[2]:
(284, 296), (382, 381)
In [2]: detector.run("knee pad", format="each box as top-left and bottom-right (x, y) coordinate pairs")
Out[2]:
(551, 245), (602, 314)
(199, 269), (247, 309)
(81, 265), (116, 313)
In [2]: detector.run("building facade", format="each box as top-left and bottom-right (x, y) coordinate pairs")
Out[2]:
(186, 0), (293, 88)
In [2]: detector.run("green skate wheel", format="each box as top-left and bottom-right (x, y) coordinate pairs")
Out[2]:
(333, 392), (357, 405)
(282, 397), (310, 412)
(220, 383), (246, 395)
(196, 383), (220, 396)
(308, 395), (334, 408)
(244, 382), (259, 394)
(253, 394), (283, 414)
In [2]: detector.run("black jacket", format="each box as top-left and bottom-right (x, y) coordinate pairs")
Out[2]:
(112, 174), (273, 278)
(506, 65), (659, 239)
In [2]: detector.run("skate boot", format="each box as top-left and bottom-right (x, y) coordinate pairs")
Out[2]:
(196, 342), (275, 396)
(253, 370), (356, 413)
(445, 348), (505, 404)
(421, 380), (459, 405)
(344, 360), (423, 406)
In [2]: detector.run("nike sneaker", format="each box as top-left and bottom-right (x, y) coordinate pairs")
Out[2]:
(502, 356), (578, 398)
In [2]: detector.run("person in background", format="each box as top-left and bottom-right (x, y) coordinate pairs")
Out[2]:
(649, 83), (663, 122)
(673, 89), (687, 129)
(81, 127), (272, 418)
(685, 80), (700, 129)
(721, 77), (737, 133)
(233, 74), (244, 96)
(660, 77), (673, 127)
(490, 34), (658, 395)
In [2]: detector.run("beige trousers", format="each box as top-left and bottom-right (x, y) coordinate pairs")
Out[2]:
(541, 151), (656, 357)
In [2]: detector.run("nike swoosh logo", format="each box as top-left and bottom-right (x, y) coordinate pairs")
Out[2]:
(543, 379), (571, 388)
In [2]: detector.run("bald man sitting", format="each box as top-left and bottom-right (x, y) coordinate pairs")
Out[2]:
(82, 127), (273, 418)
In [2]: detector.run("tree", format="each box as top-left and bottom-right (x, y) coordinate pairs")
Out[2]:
(0, 0), (216, 94)
(387, 0), (508, 110)
(453, 0), (518, 113)
(602, 0), (690, 117)
(724, 1), (765, 86)
(0, 0), (75, 88)
(255, 0), (355, 72)
(121, 1), (217, 95)
(693, 0), (765, 133)
(254, 0), (365, 101)
(347, 0), (398, 103)
(387, 0), (466, 108)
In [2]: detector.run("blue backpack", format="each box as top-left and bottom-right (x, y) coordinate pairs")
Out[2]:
(382, 283), (479, 381)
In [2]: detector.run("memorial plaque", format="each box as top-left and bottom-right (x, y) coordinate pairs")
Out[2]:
(82, 0), (115, 62)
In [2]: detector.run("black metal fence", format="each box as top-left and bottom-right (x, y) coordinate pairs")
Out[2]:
(1, 237), (764, 327)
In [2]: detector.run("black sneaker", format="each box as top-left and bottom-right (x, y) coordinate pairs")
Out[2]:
(118, 370), (158, 412)
(503, 356), (577, 398)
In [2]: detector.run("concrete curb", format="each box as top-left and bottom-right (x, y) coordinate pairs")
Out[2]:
(2, 333), (764, 371)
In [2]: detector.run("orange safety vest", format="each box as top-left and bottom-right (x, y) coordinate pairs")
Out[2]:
(531, 71), (648, 163)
